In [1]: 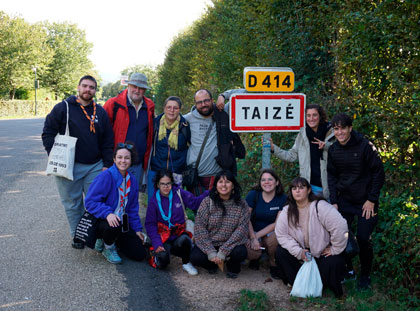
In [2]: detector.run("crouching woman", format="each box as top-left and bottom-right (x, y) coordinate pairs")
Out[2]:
(85, 142), (147, 264)
(190, 171), (250, 279)
(275, 177), (348, 297)
(145, 169), (208, 275)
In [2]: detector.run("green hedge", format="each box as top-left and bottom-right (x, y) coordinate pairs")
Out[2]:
(0, 100), (56, 118)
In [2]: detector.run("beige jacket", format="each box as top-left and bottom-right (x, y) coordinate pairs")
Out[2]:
(273, 127), (335, 199)
(275, 200), (348, 259)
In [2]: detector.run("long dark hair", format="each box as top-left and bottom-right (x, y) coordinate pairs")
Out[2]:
(252, 168), (284, 195)
(286, 177), (321, 228)
(209, 170), (242, 215)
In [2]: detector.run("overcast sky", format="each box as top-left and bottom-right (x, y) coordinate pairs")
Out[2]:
(2, 0), (211, 83)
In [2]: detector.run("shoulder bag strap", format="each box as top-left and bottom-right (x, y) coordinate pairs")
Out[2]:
(176, 189), (188, 221)
(64, 100), (70, 136)
(194, 122), (213, 169)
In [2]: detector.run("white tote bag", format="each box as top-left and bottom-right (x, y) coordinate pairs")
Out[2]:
(45, 100), (77, 181)
(290, 258), (323, 298)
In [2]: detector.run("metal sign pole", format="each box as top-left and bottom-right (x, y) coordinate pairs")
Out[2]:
(262, 132), (271, 169)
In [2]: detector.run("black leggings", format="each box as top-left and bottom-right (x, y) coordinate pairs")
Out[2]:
(190, 244), (247, 274)
(155, 234), (193, 269)
(275, 245), (346, 297)
(95, 219), (147, 261)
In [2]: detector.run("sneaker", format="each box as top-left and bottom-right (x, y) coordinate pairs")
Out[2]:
(341, 270), (356, 283)
(248, 260), (260, 270)
(357, 275), (371, 290)
(226, 271), (238, 279)
(71, 240), (84, 249)
(94, 239), (104, 253)
(102, 246), (122, 264)
(269, 266), (282, 280)
(182, 262), (198, 276)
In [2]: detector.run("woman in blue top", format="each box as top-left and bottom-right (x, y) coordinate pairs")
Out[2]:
(246, 169), (287, 279)
(85, 142), (147, 264)
(147, 96), (190, 201)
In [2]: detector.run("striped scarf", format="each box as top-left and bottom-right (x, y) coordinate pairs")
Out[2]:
(114, 173), (131, 218)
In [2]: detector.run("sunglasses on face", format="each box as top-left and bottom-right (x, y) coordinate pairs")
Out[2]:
(117, 143), (134, 150)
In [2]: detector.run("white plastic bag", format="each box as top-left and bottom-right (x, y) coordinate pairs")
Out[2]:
(290, 259), (323, 298)
(45, 100), (77, 181)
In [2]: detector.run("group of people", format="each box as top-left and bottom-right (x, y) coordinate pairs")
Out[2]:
(42, 73), (385, 298)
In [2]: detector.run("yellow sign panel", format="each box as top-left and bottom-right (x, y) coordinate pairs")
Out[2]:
(244, 67), (294, 92)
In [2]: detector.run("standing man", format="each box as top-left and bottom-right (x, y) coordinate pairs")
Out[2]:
(42, 75), (114, 249)
(327, 113), (385, 290)
(184, 89), (245, 194)
(103, 73), (155, 189)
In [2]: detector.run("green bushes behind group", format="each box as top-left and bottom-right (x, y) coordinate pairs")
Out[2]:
(0, 100), (55, 118)
(156, 0), (420, 305)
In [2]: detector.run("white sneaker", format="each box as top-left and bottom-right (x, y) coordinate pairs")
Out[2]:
(182, 262), (198, 276)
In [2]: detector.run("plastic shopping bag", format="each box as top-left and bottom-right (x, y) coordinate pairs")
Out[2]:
(290, 259), (323, 298)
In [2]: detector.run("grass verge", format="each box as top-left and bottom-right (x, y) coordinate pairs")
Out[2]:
(238, 289), (272, 311)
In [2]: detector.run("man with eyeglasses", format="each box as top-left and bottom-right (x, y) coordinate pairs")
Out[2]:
(42, 75), (114, 249)
(184, 89), (245, 194)
(104, 73), (155, 189)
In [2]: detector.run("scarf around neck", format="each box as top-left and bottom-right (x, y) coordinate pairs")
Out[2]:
(108, 164), (131, 218)
(156, 189), (174, 228)
(158, 115), (180, 150)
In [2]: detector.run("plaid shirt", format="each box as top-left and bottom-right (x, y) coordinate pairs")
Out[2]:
(194, 196), (250, 259)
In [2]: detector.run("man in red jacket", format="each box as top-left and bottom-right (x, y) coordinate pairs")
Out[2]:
(104, 73), (155, 188)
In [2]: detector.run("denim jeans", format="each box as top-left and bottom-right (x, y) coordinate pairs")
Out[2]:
(128, 164), (144, 189)
(55, 160), (103, 237)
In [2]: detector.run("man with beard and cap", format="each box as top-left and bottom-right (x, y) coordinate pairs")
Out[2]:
(42, 75), (114, 249)
(184, 89), (245, 195)
(104, 73), (155, 190)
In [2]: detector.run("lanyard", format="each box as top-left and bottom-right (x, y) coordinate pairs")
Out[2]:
(77, 99), (96, 133)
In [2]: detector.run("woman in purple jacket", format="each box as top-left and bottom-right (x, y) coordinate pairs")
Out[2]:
(145, 169), (208, 275)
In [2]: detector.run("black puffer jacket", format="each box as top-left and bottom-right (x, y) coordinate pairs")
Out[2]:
(327, 131), (385, 205)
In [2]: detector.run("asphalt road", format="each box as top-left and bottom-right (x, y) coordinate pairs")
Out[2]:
(0, 118), (187, 311)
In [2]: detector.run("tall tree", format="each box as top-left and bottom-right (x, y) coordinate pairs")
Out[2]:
(41, 22), (95, 99)
(0, 12), (52, 99)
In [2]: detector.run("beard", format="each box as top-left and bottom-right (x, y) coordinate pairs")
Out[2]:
(79, 92), (94, 102)
(197, 104), (213, 117)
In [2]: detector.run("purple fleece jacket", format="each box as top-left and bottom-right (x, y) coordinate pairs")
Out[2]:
(145, 186), (208, 249)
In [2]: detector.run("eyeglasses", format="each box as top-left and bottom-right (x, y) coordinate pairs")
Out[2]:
(195, 98), (212, 106)
(159, 182), (172, 187)
(117, 143), (134, 150)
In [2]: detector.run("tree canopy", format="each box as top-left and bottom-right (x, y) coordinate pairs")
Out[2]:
(155, 0), (420, 301)
(0, 12), (96, 100)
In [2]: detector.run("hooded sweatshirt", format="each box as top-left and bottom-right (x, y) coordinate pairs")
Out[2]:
(184, 109), (221, 177)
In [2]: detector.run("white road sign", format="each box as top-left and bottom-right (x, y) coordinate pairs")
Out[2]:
(230, 93), (306, 132)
